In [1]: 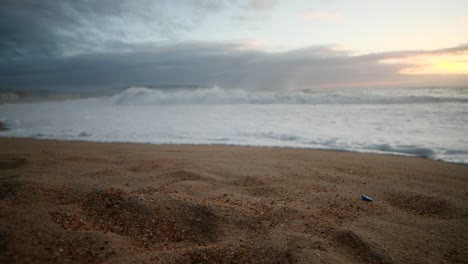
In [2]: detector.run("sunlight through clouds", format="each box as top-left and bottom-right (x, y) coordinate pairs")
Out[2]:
(381, 52), (468, 75)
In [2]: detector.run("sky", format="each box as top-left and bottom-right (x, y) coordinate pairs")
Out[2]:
(0, 0), (467, 91)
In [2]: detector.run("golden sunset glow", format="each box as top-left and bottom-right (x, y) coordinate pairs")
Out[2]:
(380, 52), (468, 75)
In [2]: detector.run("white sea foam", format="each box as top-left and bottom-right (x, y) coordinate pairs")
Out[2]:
(1, 86), (467, 164)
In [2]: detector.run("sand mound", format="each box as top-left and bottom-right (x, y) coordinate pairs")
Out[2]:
(334, 230), (392, 263)
(81, 188), (219, 249)
(384, 192), (454, 217)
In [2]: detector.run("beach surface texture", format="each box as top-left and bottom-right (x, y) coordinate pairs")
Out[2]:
(0, 138), (466, 263)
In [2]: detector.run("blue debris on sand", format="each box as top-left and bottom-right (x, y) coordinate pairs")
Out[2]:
(361, 194), (373, 202)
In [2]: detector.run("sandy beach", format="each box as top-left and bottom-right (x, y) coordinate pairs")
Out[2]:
(0, 138), (466, 263)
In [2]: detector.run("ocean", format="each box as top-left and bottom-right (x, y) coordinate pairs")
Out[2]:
(1, 86), (467, 164)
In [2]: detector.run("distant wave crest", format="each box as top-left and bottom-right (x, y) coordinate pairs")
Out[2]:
(110, 86), (468, 105)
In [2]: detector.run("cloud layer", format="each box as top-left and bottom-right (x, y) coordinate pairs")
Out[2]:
(0, 0), (275, 59)
(0, 0), (466, 91)
(1, 41), (466, 91)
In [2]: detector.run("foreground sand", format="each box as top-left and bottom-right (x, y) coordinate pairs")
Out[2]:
(0, 138), (466, 263)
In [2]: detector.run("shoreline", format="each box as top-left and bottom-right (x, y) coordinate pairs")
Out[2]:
(0, 136), (465, 166)
(0, 138), (467, 263)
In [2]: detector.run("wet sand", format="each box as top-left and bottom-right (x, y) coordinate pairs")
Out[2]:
(0, 138), (466, 263)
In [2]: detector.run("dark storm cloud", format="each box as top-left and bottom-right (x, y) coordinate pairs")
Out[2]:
(1, 0), (152, 58)
(0, 0), (276, 59)
(4, 41), (464, 91)
(0, 0), (245, 59)
(0, 1), (466, 91)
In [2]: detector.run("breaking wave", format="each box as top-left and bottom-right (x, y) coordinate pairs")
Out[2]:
(111, 86), (468, 105)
